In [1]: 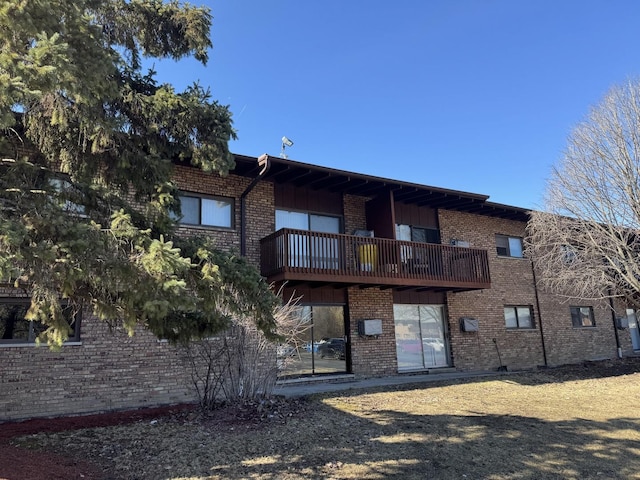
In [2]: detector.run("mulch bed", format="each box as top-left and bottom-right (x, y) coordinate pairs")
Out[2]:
(0, 404), (195, 480)
(0, 399), (308, 479)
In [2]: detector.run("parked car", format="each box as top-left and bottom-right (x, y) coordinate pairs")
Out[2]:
(317, 338), (345, 359)
(304, 341), (323, 353)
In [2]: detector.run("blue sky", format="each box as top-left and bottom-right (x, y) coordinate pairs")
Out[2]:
(153, 1), (640, 210)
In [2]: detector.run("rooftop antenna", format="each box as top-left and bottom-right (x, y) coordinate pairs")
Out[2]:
(280, 136), (294, 159)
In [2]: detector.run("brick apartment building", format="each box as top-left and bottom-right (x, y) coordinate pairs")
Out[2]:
(2, 153), (640, 421)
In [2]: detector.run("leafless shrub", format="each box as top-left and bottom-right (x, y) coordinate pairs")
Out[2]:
(183, 287), (311, 411)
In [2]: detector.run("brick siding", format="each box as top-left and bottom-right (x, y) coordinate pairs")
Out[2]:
(537, 292), (618, 366)
(440, 210), (545, 371)
(1, 314), (194, 421)
(343, 194), (368, 235)
(347, 287), (397, 376)
(440, 209), (619, 370)
(173, 164), (246, 252)
(1, 166), (274, 421)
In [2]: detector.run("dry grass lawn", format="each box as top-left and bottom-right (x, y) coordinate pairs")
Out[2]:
(12, 359), (640, 479)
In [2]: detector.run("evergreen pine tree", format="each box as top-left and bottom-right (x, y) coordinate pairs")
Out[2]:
(0, 0), (278, 346)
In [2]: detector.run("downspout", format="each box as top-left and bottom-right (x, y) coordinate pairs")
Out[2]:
(607, 293), (622, 358)
(530, 260), (548, 367)
(240, 153), (271, 256)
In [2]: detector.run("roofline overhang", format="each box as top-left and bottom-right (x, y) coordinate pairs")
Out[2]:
(230, 153), (531, 222)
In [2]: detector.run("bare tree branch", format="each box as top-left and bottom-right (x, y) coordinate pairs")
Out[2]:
(527, 79), (640, 307)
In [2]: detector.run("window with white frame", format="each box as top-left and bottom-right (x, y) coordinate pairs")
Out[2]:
(0, 300), (81, 344)
(570, 306), (596, 328)
(496, 235), (523, 258)
(504, 305), (534, 329)
(176, 193), (234, 228)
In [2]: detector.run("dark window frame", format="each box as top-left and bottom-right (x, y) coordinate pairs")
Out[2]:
(570, 306), (596, 328)
(275, 208), (344, 234)
(504, 305), (535, 330)
(0, 298), (82, 345)
(496, 234), (524, 258)
(176, 193), (235, 229)
(47, 176), (88, 217)
(396, 224), (441, 244)
(561, 244), (577, 264)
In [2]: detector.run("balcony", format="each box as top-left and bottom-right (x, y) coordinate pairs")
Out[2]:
(260, 228), (491, 290)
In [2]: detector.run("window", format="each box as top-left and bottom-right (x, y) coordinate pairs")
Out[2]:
(396, 224), (441, 244)
(504, 306), (534, 329)
(570, 306), (596, 328)
(561, 244), (577, 264)
(49, 178), (86, 216)
(393, 304), (449, 370)
(0, 300), (81, 344)
(276, 210), (341, 233)
(277, 305), (346, 377)
(496, 235), (523, 258)
(396, 225), (441, 264)
(176, 194), (234, 228)
(275, 210), (342, 269)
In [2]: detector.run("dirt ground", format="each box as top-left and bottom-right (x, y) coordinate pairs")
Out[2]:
(2, 358), (640, 480)
(0, 404), (195, 480)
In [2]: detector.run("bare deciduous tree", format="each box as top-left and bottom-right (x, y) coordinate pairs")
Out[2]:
(527, 79), (640, 306)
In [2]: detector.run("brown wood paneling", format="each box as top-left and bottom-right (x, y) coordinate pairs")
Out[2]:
(365, 191), (395, 238)
(274, 183), (342, 215)
(393, 290), (446, 304)
(281, 285), (346, 304)
(395, 202), (438, 228)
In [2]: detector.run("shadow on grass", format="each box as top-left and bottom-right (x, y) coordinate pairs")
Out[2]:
(198, 401), (640, 480)
(10, 358), (640, 479)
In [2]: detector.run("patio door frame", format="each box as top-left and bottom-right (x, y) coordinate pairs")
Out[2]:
(278, 303), (351, 378)
(275, 209), (342, 269)
(393, 303), (451, 371)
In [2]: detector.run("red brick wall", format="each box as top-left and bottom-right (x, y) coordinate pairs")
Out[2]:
(439, 210), (546, 371)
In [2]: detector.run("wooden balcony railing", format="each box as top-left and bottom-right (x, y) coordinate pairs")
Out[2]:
(260, 228), (491, 290)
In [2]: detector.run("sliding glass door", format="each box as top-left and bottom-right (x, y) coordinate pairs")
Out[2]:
(275, 210), (309, 267)
(275, 210), (341, 269)
(394, 304), (450, 371)
(277, 305), (347, 378)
